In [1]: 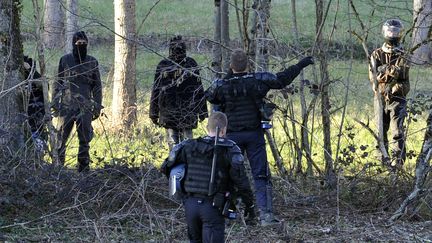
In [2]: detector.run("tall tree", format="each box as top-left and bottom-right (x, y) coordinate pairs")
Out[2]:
(220, 0), (230, 72)
(112, 0), (137, 130)
(411, 0), (432, 64)
(0, 0), (24, 153)
(291, 0), (313, 175)
(212, 0), (222, 78)
(212, 0), (230, 77)
(33, 0), (60, 163)
(255, 0), (271, 71)
(315, 0), (336, 187)
(65, 0), (78, 54)
(248, 0), (258, 70)
(43, 0), (65, 49)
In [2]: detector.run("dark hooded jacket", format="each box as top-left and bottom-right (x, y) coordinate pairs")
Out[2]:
(24, 56), (45, 133)
(53, 31), (102, 116)
(149, 37), (207, 129)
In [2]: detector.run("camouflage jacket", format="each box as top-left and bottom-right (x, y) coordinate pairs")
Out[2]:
(369, 43), (410, 98)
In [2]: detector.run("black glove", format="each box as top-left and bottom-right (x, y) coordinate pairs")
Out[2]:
(244, 205), (256, 225)
(199, 112), (207, 122)
(297, 56), (314, 69)
(92, 108), (101, 121)
(150, 116), (159, 125)
(51, 100), (61, 117)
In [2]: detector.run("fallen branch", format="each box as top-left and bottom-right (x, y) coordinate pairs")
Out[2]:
(390, 112), (432, 222)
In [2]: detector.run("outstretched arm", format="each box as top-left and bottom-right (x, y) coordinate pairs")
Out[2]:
(257, 56), (314, 90)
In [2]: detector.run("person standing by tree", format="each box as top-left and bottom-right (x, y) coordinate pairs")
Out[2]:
(149, 35), (208, 148)
(52, 31), (103, 172)
(206, 49), (314, 226)
(369, 19), (410, 167)
(23, 55), (46, 151)
(160, 111), (255, 242)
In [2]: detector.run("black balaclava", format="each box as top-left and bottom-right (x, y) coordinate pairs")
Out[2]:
(168, 35), (187, 63)
(72, 31), (88, 62)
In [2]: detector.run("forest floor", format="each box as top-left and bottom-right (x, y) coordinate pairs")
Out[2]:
(1, 162), (431, 242)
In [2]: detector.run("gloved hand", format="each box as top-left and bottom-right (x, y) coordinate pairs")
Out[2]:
(377, 64), (388, 74)
(51, 101), (61, 117)
(92, 108), (101, 121)
(297, 56), (314, 69)
(150, 116), (159, 125)
(199, 112), (207, 122)
(244, 205), (256, 225)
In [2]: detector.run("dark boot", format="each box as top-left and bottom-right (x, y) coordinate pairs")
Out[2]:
(259, 210), (280, 226)
(78, 163), (90, 173)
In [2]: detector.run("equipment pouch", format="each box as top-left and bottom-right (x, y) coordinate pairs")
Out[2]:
(212, 192), (225, 210)
(222, 200), (237, 219)
(259, 101), (276, 121)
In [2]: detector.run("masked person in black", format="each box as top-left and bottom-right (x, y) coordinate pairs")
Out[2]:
(150, 35), (208, 149)
(23, 56), (46, 151)
(206, 49), (314, 226)
(160, 111), (255, 243)
(53, 31), (103, 172)
(369, 19), (410, 167)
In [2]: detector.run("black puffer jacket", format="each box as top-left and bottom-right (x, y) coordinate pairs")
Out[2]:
(149, 57), (208, 129)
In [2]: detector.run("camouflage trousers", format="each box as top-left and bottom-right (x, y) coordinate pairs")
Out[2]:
(379, 96), (407, 165)
(166, 128), (192, 149)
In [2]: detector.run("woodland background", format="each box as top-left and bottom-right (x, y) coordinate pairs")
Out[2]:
(0, 0), (431, 241)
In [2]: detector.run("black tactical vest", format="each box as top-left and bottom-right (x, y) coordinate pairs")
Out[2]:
(219, 75), (262, 132)
(183, 137), (230, 196)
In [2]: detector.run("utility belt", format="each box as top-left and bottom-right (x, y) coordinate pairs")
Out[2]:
(186, 191), (237, 219)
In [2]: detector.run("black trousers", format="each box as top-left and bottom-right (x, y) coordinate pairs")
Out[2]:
(57, 111), (93, 166)
(184, 197), (225, 243)
(228, 129), (272, 213)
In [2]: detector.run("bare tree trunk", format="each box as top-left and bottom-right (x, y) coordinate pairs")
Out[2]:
(112, 0), (137, 130)
(290, 0), (311, 175)
(248, 0), (259, 71)
(390, 111), (432, 221)
(212, 0), (222, 78)
(315, 0), (336, 187)
(0, 0), (24, 153)
(43, 0), (65, 49)
(255, 0), (270, 71)
(65, 0), (78, 54)
(221, 0), (230, 72)
(348, 0), (390, 165)
(234, 0), (245, 47)
(32, 0), (59, 164)
(411, 0), (432, 65)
